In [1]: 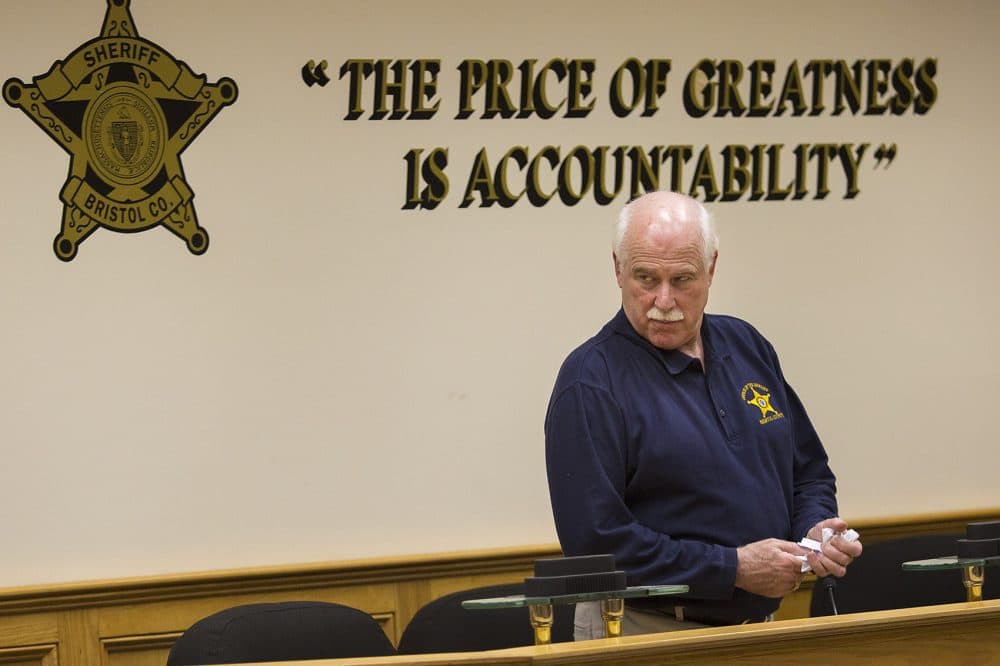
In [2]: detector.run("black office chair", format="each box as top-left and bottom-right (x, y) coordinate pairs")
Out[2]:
(166, 601), (396, 665)
(396, 582), (575, 654)
(810, 533), (999, 616)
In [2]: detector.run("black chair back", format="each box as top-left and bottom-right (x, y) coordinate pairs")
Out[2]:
(397, 582), (574, 654)
(166, 601), (396, 665)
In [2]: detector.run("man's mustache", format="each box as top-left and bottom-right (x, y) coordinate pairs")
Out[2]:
(647, 307), (684, 322)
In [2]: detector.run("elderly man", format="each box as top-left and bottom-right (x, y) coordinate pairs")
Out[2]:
(545, 191), (861, 638)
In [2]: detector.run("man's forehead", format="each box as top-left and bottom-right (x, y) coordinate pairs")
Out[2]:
(626, 237), (703, 269)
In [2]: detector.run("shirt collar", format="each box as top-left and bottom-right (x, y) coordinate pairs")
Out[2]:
(609, 308), (730, 375)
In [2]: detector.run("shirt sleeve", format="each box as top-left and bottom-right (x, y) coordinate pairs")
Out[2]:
(545, 380), (739, 600)
(785, 379), (839, 539)
(765, 339), (839, 539)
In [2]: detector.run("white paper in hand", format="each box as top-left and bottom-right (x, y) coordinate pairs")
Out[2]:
(797, 529), (859, 573)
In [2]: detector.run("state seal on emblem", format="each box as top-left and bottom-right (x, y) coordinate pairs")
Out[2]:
(3, 0), (238, 261)
(88, 86), (164, 189)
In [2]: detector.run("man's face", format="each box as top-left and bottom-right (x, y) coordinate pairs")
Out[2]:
(615, 216), (716, 355)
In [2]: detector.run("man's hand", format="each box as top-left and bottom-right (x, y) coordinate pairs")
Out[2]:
(805, 517), (863, 578)
(734, 538), (808, 598)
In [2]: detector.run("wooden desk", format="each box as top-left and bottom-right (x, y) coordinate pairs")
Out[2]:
(238, 599), (1000, 665)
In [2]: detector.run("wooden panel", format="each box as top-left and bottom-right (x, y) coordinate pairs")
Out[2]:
(0, 615), (58, 649)
(105, 648), (170, 666)
(0, 644), (57, 666)
(57, 609), (100, 666)
(0, 614), (59, 666)
(102, 633), (178, 666)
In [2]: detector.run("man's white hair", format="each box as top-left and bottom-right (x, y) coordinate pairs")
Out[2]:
(614, 192), (719, 270)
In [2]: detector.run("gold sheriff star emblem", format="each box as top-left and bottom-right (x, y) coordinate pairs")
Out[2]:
(745, 385), (779, 420)
(3, 0), (237, 261)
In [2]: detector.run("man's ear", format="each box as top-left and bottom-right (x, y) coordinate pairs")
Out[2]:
(613, 252), (624, 287)
(707, 250), (718, 285)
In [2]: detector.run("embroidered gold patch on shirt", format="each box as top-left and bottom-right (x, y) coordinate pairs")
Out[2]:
(741, 382), (785, 425)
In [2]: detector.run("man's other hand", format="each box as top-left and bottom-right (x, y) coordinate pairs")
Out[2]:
(734, 538), (808, 598)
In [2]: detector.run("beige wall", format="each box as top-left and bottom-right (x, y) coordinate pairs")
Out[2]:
(1, 0), (997, 587)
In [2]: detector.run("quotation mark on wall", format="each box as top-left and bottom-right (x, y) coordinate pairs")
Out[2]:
(302, 59), (330, 87)
(873, 143), (897, 169)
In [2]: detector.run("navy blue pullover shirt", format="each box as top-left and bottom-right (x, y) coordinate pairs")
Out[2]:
(545, 309), (837, 623)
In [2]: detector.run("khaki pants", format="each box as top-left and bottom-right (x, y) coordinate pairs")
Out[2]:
(573, 601), (709, 641)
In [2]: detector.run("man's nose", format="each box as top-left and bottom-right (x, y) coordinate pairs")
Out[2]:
(654, 283), (675, 310)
